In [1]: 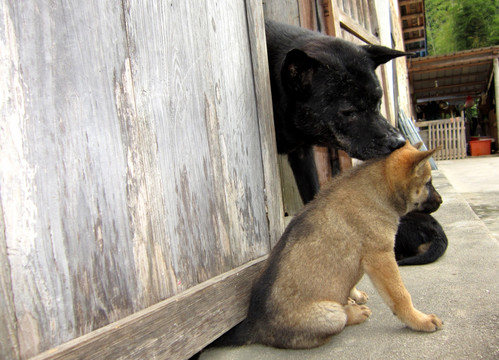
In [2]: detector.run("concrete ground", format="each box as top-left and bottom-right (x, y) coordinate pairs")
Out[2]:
(437, 155), (499, 241)
(201, 156), (499, 360)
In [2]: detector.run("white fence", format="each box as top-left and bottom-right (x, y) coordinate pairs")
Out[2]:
(415, 118), (467, 160)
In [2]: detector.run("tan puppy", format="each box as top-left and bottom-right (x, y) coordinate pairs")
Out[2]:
(215, 141), (443, 349)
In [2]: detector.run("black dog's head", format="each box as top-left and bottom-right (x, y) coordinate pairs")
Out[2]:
(280, 39), (408, 159)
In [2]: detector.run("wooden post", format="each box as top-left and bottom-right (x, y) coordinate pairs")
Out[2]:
(321, 0), (353, 171)
(322, 0), (342, 37)
(494, 58), (499, 147)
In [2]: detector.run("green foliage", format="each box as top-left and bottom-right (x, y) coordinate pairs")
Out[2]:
(454, 0), (497, 49)
(425, 0), (499, 55)
(426, 0), (456, 55)
(487, 4), (499, 44)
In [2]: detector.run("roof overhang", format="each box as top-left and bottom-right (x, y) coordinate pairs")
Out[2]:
(408, 46), (499, 105)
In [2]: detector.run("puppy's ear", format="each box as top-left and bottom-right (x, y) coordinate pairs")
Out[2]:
(362, 44), (413, 68)
(281, 49), (321, 96)
(412, 146), (441, 175)
(414, 141), (423, 150)
(386, 143), (439, 188)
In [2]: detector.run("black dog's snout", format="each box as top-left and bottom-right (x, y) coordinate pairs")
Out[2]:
(388, 132), (406, 151)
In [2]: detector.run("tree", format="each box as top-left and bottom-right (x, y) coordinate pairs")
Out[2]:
(425, 0), (457, 55)
(453, 0), (498, 50)
(425, 0), (499, 55)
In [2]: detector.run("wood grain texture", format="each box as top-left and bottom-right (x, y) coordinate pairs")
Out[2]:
(263, 0), (305, 217)
(245, 0), (285, 246)
(123, 0), (270, 276)
(0, 3), (22, 359)
(114, 56), (177, 305)
(202, 1), (271, 264)
(0, 195), (19, 360)
(123, 0), (228, 296)
(263, 0), (301, 26)
(277, 155), (304, 218)
(298, 0), (319, 30)
(30, 257), (267, 360)
(322, 0), (342, 36)
(313, 146), (334, 187)
(2, 2), (138, 357)
(390, 0), (412, 118)
(1, 0), (278, 357)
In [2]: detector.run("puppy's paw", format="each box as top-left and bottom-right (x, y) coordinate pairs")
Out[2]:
(345, 303), (372, 325)
(349, 288), (369, 305)
(359, 305), (372, 319)
(409, 313), (443, 332)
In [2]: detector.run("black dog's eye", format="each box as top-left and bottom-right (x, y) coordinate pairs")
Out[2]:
(340, 109), (355, 117)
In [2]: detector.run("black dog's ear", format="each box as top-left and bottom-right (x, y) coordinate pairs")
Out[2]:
(362, 44), (413, 68)
(281, 49), (321, 95)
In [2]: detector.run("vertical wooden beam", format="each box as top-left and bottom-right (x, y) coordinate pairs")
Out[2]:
(298, 0), (318, 30)
(378, 66), (393, 125)
(322, 0), (341, 36)
(320, 1), (352, 171)
(313, 146), (333, 187)
(494, 58), (499, 148)
(263, 0), (300, 25)
(0, 193), (20, 359)
(338, 150), (353, 171)
(263, 1), (303, 218)
(0, 3), (21, 357)
(299, 1), (339, 186)
(390, 0), (413, 119)
(245, 0), (285, 245)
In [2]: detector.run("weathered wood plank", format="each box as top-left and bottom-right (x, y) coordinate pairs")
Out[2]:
(30, 257), (267, 360)
(203, 1), (272, 263)
(338, 8), (379, 45)
(0, 194), (19, 360)
(314, 146), (334, 187)
(263, 0), (301, 25)
(114, 56), (177, 305)
(124, 1), (225, 292)
(263, 0), (305, 218)
(0, 3), (22, 358)
(245, 0), (285, 246)
(2, 1), (140, 357)
(124, 0), (271, 278)
(277, 155), (304, 219)
(1, 0), (283, 358)
(2, 0), (278, 358)
(367, 0), (380, 36)
(298, 0), (319, 30)
(322, 0), (343, 36)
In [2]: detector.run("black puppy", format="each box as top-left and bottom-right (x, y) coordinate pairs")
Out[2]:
(265, 20), (408, 203)
(395, 178), (448, 266)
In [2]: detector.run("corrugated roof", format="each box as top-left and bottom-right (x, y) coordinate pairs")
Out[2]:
(408, 46), (499, 104)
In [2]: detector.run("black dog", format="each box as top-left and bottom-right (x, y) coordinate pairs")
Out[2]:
(395, 178), (448, 266)
(265, 20), (408, 203)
